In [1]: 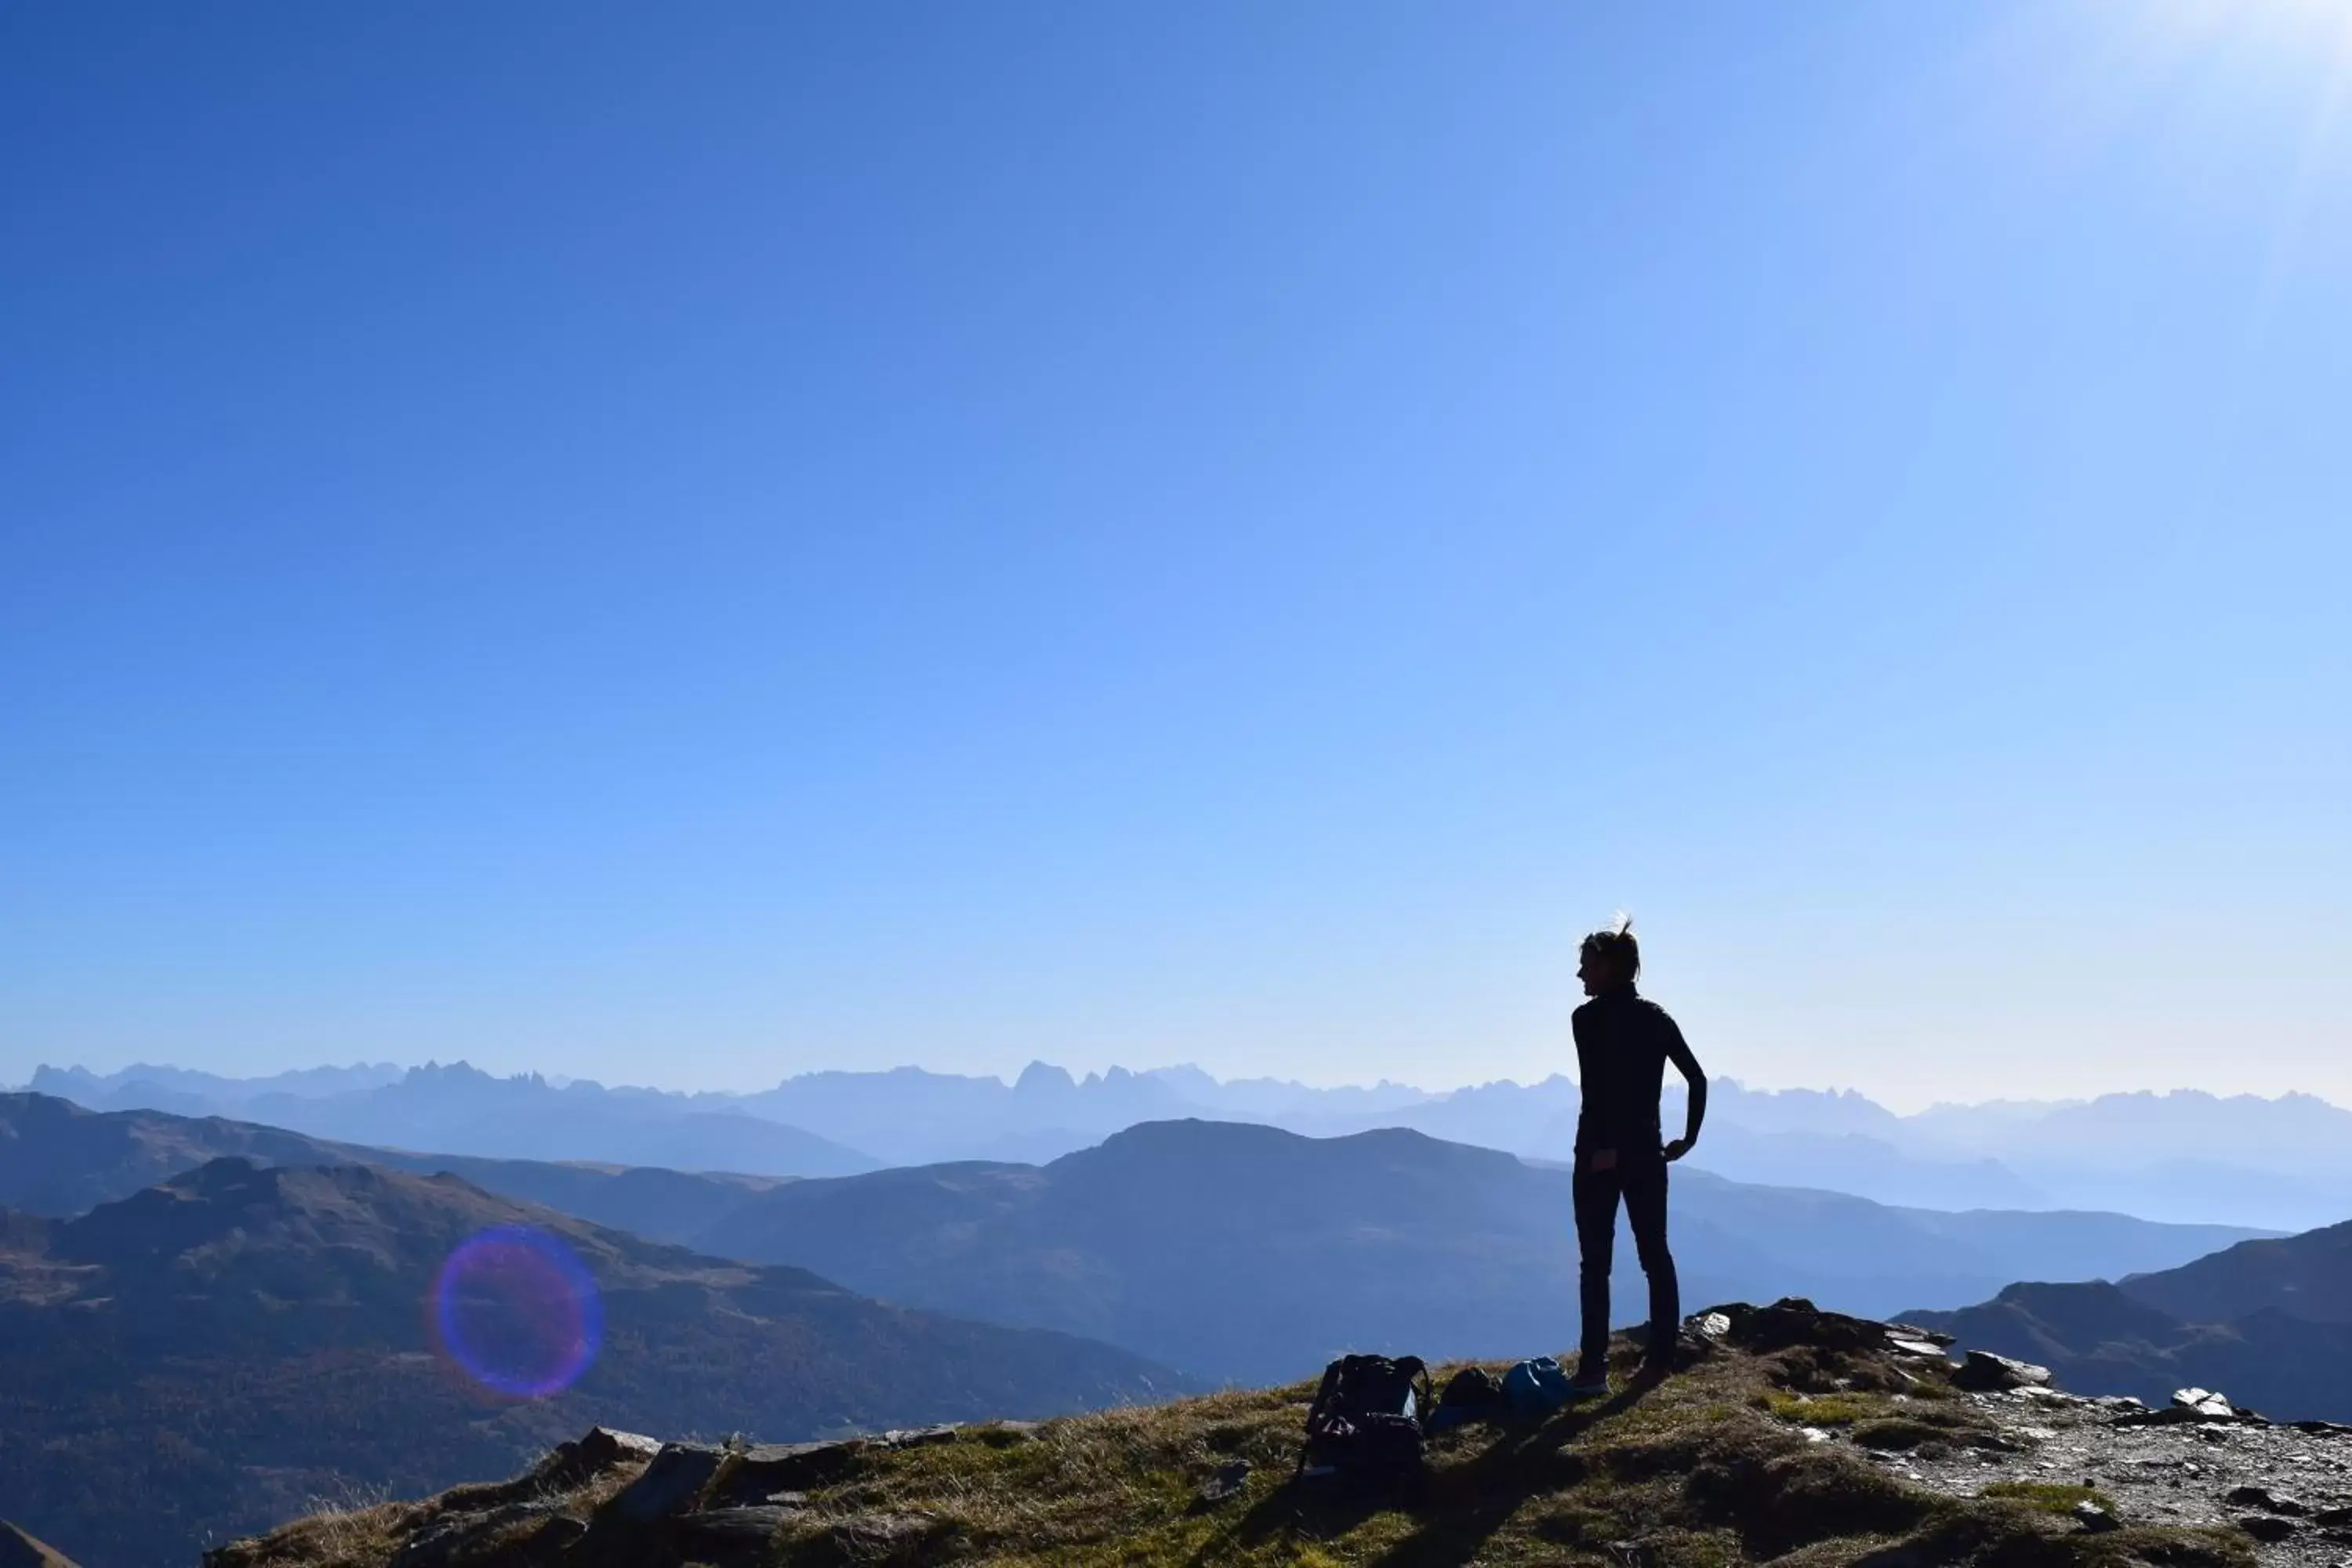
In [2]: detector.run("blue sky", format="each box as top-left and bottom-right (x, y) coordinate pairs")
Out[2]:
(5, 2), (2347, 1108)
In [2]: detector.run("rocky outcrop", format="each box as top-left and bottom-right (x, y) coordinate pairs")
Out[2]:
(209, 1420), (1045, 1568)
(1705, 1298), (2352, 1563)
(1951, 1350), (2053, 1392)
(213, 1297), (2352, 1566)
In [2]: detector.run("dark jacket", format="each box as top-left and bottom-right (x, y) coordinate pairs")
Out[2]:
(1571, 985), (1691, 1156)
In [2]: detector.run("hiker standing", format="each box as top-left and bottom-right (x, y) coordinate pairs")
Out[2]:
(1568, 918), (1706, 1396)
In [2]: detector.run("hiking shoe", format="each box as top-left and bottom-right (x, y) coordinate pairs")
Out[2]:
(1565, 1370), (1611, 1399)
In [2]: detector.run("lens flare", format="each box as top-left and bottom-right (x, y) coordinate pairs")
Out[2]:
(430, 1225), (603, 1398)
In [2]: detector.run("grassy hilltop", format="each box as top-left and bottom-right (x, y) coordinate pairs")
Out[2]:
(211, 1303), (2259, 1568)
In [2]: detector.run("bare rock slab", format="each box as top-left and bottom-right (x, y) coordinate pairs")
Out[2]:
(2237, 1513), (2299, 1543)
(605, 1442), (727, 1523)
(1951, 1352), (2052, 1392)
(2072, 1501), (2120, 1534)
(709, 1438), (873, 1504)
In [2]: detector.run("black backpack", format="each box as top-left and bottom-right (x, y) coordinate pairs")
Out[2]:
(1296, 1354), (1432, 1479)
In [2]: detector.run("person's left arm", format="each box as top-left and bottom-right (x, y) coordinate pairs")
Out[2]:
(1661, 1015), (1707, 1162)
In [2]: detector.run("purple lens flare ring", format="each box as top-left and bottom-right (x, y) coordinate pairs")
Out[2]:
(430, 1225), (604, 1399)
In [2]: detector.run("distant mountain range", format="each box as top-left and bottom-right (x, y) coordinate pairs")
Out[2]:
(0, 1092), (2269, 1392)
(0, 1151), (1189, 1568)
(27, 1061), (878, 1178)
(27, 1060), (2352, 1231)
(0, 1088), (796, 1229)
(1906, 1218), (2352, 1422)
(13, 1087), (2347, 1560)
(682, 1119), (2270, 1385)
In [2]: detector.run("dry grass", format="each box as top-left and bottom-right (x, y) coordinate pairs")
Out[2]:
(1755, 1387), (2010, 1458)
(739, 1338), (2246, 1568)
(1751, 1391), (1887, 1425)
(208, 1498), (419, 1567)
(205, 1457), (642, 1567)
(1980, 1480), (2118, 1515)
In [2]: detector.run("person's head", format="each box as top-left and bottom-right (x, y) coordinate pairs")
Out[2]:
(1577, 916), (1640, 996)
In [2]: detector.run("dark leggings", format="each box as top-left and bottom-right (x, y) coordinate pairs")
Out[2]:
(1572, 1155), (1678, 1372)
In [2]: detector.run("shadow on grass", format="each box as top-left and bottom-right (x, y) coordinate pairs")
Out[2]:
(1368, 1381), (1660, 1568)
(1190, 1381), (1661, 1568)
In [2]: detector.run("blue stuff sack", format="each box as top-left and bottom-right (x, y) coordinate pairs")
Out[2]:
(1502, 1356), (1574, 1414)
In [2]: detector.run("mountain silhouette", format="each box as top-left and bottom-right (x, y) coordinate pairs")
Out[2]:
(0, 1092), (789, 1240)
(693, 1118), (2265, 1385)
(0, 1158), (1189, 1568)
(0, 1091), (380, 1216)
(38, 1061), (2352, 1228)
(1904, 1218), (2352, 1421)
(2114, 1216), (2352, 1326)
(1, 1094), (2271, 1385)
(26, 1063), (879, 1178)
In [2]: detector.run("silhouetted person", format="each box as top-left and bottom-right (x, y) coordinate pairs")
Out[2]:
(1568, 918), (1705, 1396)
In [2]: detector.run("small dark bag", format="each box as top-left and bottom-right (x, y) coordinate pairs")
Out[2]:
(1434, 1366), (1507, 1426)
(1296, 1354), (1432, 1479)
(1425, 1364), (1508, 1433)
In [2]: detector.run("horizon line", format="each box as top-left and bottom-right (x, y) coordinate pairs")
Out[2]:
(13, 1057), (2350, 1120)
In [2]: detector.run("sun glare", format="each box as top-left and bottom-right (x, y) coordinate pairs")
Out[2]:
(2143, 0), (2352, 56)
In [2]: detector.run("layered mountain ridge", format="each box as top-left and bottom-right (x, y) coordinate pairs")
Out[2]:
(1907, 1219), (2352, 1422)
(0, 1093), (2266, 1388)
(6, 1087), (2352, 1563)
(31, 1060), (2352, 1229)
(0, 1156), (1190, 1568)
(688, 1116), (2272, 1385)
